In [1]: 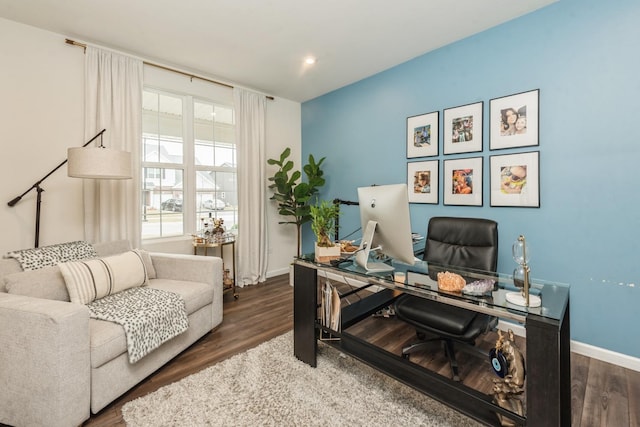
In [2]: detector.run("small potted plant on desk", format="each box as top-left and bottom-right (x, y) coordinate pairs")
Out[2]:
(310, 200), (341, 263)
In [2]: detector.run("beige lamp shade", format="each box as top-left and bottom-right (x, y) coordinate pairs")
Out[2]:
(67, 147), (132, 179)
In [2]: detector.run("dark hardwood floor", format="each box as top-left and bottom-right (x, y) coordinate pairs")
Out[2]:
(84, 275), (640, 427)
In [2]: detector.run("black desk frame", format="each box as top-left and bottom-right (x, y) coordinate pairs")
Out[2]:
(293, 262), (571, 427)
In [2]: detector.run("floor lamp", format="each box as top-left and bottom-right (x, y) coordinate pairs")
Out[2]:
(6, 129), (132, 248)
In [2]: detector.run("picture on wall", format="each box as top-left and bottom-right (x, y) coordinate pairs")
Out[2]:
(490, 151), (540, 207)
(443, 157), (483, 206)
(490, 89), (539, 150)
(443, 102), (483, 155)
(407, 160), (439, 204)
(407, 111), (439, 158)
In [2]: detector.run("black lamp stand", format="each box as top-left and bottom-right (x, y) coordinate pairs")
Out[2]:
(7, 129), (106, 248)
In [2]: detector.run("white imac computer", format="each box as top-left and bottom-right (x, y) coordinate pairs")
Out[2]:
(355, 183), (416, 273)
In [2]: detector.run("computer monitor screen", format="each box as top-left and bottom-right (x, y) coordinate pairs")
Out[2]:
(355, 184), (415, 272)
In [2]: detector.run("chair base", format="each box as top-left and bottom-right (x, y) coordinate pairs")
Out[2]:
(402, 337), (461, 381)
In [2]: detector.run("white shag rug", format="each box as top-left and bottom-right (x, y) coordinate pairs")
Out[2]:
(122, 332), (482, 426)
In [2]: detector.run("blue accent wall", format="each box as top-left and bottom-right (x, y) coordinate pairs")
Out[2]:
(301, 0), (640, 357)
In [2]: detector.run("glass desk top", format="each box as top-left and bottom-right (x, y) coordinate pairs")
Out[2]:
(295, 253), (570, 323)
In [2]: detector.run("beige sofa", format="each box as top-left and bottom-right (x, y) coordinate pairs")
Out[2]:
(0, 240), (223, 427)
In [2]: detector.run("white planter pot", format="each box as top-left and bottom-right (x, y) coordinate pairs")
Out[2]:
(314, 242), (341, 263)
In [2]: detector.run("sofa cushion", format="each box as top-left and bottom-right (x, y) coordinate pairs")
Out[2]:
(3, 265), (70, 301)
(59, 250), (148, 305)
(89, 278), (213, 368)
(138, 249), (157, 279)
(147, 279), (214, 314)
(0, 258), (24, 293)
(93, 240), (132, 257)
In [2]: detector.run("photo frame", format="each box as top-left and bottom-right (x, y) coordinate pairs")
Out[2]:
(490, 151), (540, 207)
(490, 89), (539, 150)
(407, 160), (439, 204)
(443, 157), (483, 206)
(443, 102), (483, 155)
(407, 111), (439, 158)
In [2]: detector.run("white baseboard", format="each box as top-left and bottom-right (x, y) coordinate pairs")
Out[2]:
(497, 320), (640, 372)
(266, 267), (290, 279)
(279, 270), (640, 372)
(571, 341), (640, 372)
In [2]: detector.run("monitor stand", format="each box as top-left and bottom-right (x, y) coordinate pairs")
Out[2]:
(354, 220), (395, 273)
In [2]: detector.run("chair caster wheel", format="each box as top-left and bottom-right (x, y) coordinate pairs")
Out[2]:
(402, 353), (410, 360)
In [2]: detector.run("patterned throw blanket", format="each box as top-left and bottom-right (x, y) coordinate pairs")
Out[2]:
(88, 287), (189, 363)
(4, 241), (97, 271)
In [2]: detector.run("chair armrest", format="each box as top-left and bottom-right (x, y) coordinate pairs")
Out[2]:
(0, 293), (90, 427)
(150, 253), (222, 289)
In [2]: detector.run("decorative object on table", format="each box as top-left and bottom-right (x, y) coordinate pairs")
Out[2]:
(490, 151), (540, 208)
(407, 160), (439, 204)
(489, 329), (526, 426)
(490, 89), (539, 150)
(339, 240), (359, 256)
(267, 147), (326, 257)
(436, 271), (465, 292)
(6, 129), (131, 247)
(198, 215), (230, 243)
(506, 235), (541, 307)
(212, 218), (225, 240)
(406, 111), (439, 158)
(462, 278), (496, 296)
(443, 101), (483, 155)
(201, 215), (215, 242)
(443, 157), (483, 206)
(310, 199), (341, 263)
(223, 268), (234, 287)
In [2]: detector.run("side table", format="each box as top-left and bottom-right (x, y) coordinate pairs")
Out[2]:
(192, 239), (238, 299)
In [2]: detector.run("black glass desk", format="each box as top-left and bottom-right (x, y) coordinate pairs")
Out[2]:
(293, 255), (570, 427)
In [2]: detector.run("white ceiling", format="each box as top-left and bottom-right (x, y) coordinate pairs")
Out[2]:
(0, 0), (556, 102)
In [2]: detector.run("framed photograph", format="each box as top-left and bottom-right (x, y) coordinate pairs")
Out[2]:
(443, 157), (483, 206)
(490, 89), (539, 150)
(490, 151), (540, 207)
(443, 102), (483, 155)
(407, 111), (439, 158)
(407, 160), (439, 204)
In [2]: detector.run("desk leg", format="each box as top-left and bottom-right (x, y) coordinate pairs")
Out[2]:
(293, 263), (317, 367)
(526, 301), (571, 426)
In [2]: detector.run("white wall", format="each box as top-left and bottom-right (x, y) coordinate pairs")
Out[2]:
(265, 97), (301, 278)
(0, 17), (301, 276)
(0, 18), (85, 253)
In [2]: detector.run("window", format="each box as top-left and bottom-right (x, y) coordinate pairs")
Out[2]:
(142, 89), (236, 240)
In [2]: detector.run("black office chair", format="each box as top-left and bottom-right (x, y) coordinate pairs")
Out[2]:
(394, 216), (498, 381)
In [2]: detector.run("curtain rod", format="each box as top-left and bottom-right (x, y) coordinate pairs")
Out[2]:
(65, 38), (274, 100)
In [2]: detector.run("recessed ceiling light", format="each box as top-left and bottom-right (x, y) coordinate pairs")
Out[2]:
(304, 56), (316, 65)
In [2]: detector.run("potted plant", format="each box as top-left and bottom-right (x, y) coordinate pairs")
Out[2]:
(267, 148), (326, 257)
(310, 200), (341, 262)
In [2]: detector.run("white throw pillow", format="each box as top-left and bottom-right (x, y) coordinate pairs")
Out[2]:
(59, 250), (148, 304)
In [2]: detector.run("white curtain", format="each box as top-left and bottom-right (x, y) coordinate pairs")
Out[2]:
(234, 88), (267, 287)
(83, 47), (143, 247)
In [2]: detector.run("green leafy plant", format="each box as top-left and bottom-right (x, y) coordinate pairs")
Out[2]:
(267, 148), (326, 256)
(310, 200), (340, 248)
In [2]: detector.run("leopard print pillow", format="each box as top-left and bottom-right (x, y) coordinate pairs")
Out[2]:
(5, 241), (97, 271)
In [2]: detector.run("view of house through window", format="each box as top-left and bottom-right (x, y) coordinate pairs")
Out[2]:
(142, 89), (237, 240)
